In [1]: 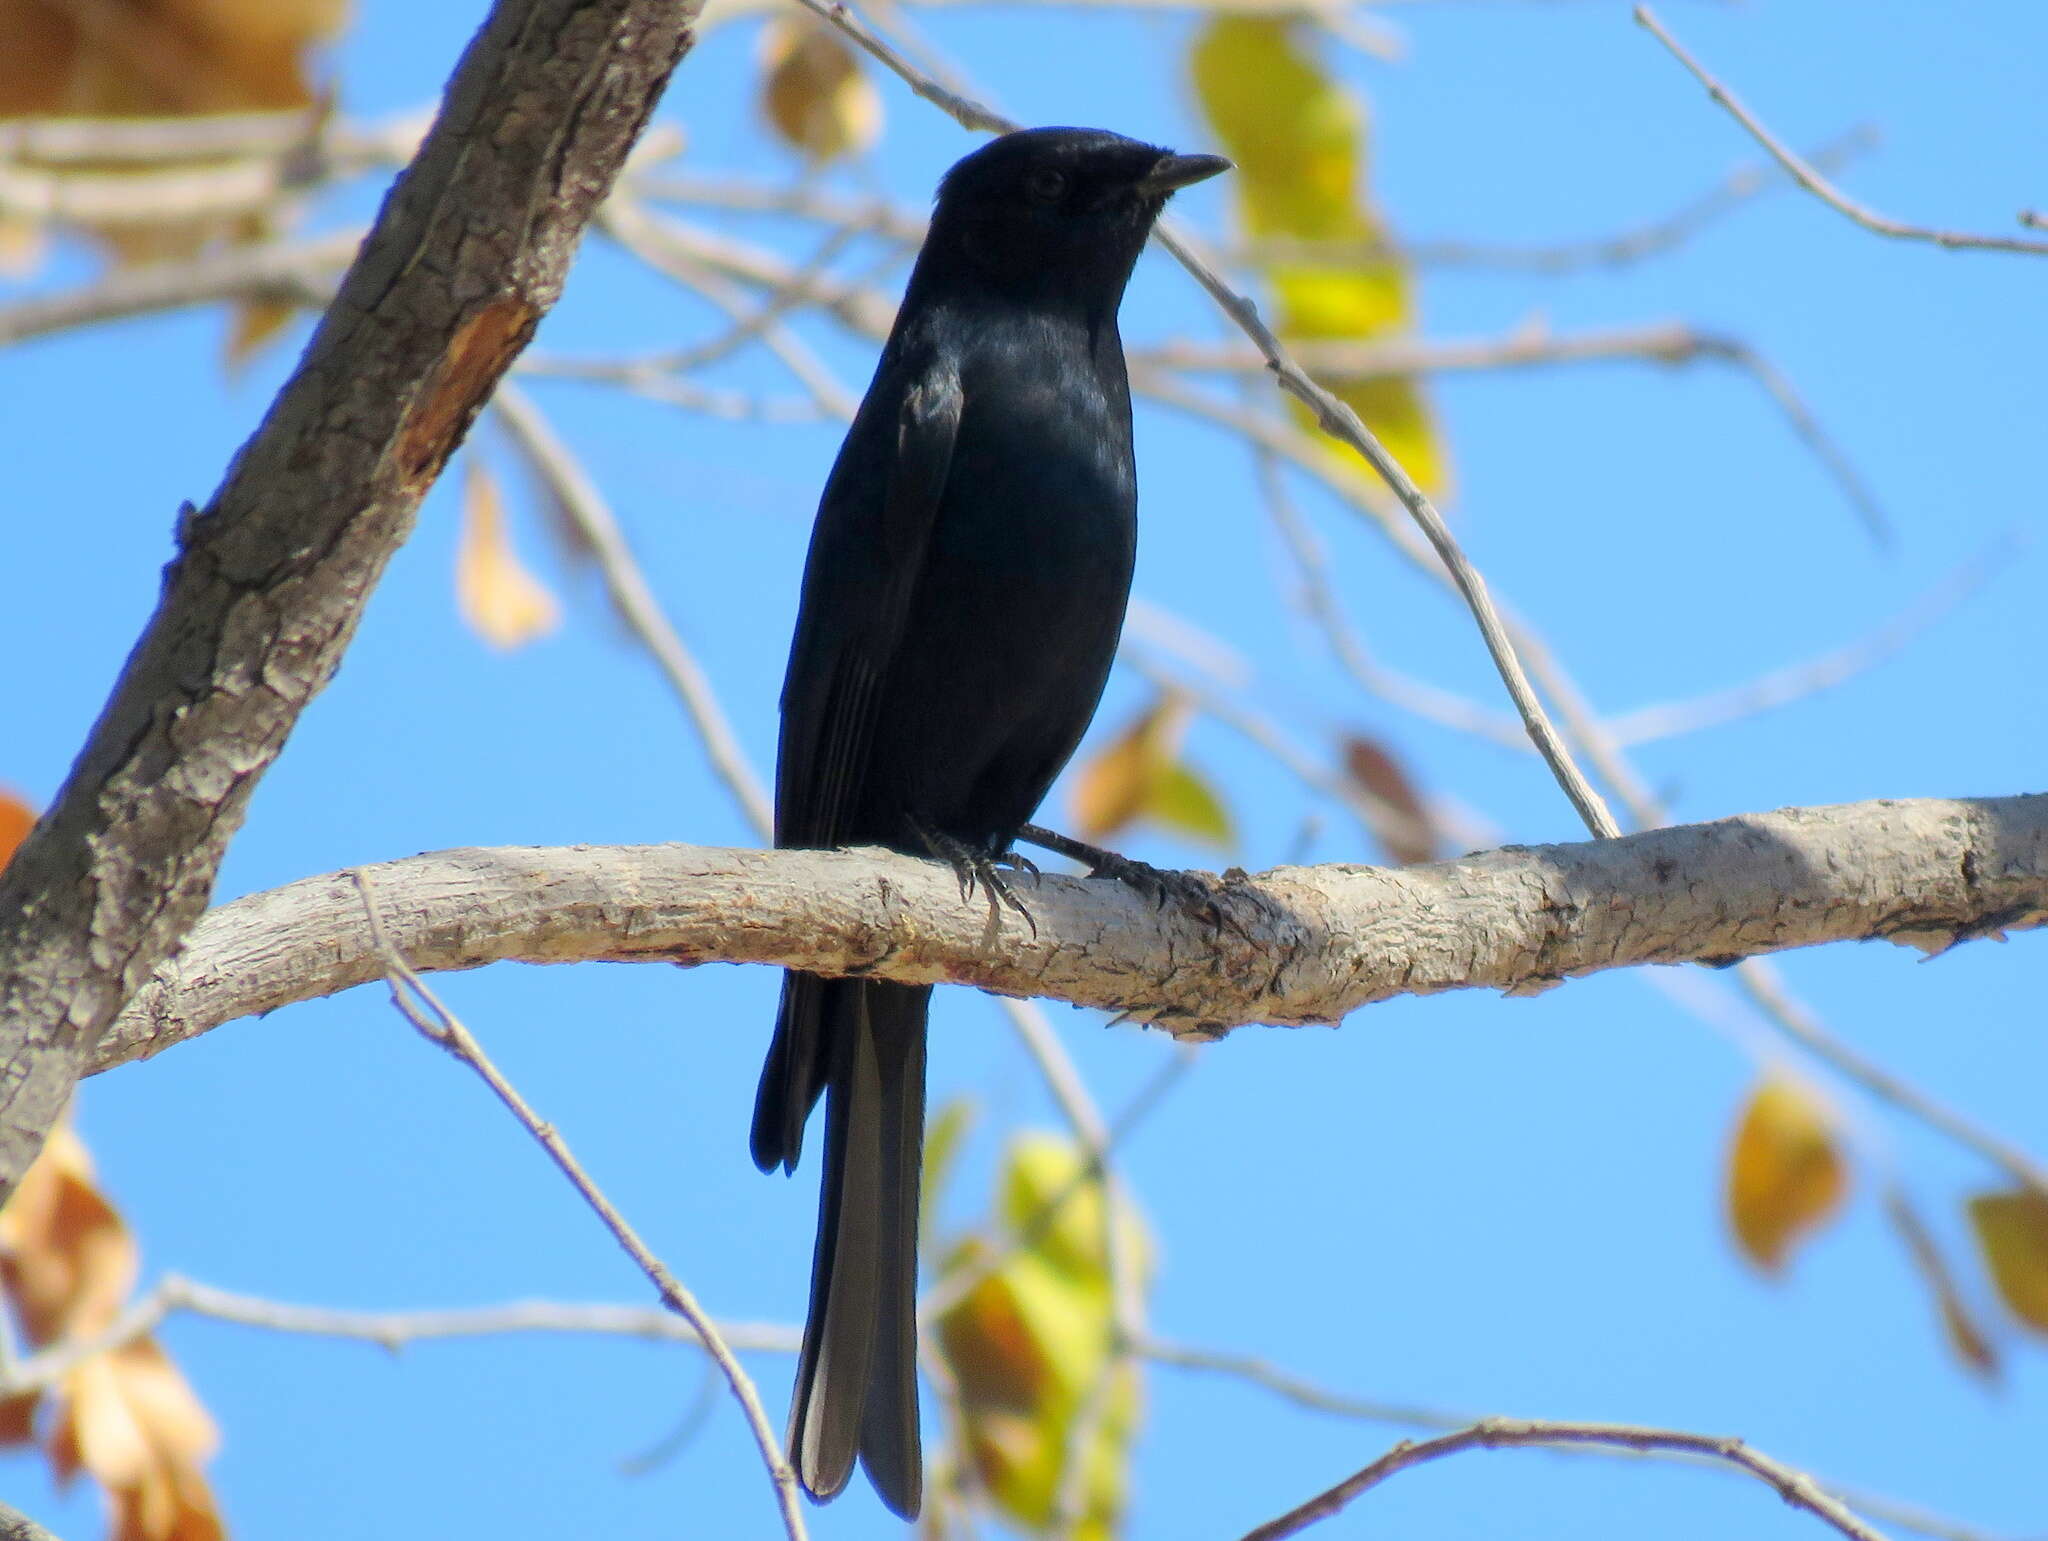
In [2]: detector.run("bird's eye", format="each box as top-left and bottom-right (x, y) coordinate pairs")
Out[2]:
(1026, 167), (1068, 204)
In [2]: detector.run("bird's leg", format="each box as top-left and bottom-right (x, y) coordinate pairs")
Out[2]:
(1016, 823), (1233, 928)
(915, 823), (1037, 940)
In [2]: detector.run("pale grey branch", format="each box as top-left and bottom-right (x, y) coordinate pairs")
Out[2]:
(97, 795), (2048, 1072)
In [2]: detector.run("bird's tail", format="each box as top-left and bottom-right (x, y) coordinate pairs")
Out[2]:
(755, 973), (929, 1518)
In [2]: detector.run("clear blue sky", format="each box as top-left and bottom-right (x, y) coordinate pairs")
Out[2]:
(4, 2), (2044, 1539)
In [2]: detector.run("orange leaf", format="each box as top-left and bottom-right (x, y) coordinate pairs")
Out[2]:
(1968, 1189), (2048, 1334)
(1884, 1188), (1999, 1380)
(1341, 736), (1436, 865)
(1069, 697), (1188, 843)
(1725, 1078), (1847, 1272)
(456, 459), (560, 650)
(0, 787), (34, 873)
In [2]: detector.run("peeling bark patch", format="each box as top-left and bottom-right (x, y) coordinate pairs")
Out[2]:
(393, 295), (537, 488)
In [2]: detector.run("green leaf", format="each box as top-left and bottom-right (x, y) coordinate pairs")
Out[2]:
(1147, 761), (1235, 850)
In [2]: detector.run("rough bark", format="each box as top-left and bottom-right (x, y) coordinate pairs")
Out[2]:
(0, 0), (703, 1195)
(96, 794), (2048, 1070)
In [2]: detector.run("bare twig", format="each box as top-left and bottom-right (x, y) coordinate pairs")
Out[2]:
(1143, 1336), (2014, 1541)
(1239, 1417), (1891, 1541)
(1607, 538), (2012, 745)
(347, 869), (806, 1541)
(0, 229), (356, 347)
(599, 197), (858, 420)
(1144, 322), (1889, 546)
(488, 383), (775, 836)
(1234, 128), (1879, 272)
(1635, 7), (2048, 258)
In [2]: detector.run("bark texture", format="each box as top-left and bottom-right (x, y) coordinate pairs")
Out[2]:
(0, 0), (702, 1194)
(97, 794), (2048, 1071)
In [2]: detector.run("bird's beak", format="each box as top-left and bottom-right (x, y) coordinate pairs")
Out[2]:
(1137, 152), (1232, 197)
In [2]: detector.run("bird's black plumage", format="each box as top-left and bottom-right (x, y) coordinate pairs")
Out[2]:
(750, 126), (1227, 1517)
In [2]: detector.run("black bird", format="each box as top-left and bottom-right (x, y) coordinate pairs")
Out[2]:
(750, 127), (1228, 1516)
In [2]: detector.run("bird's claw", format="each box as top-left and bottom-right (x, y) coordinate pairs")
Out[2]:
(1015, 823), (1245, 940)
(917, 826), (1038, 940)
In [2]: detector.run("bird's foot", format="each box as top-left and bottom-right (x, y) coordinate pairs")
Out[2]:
(1016, 823), (1239, 935)
(917, 825), (1038, 941)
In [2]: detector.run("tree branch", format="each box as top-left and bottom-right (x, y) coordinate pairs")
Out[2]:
(1239, 1417), (1890, 1541)
(91, 794), (2046, 1070)
(0, 0), (702, 1196)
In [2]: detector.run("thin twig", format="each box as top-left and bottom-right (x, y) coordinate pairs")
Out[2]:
(172, 1276), (802, 1356)
(1239, 1417), (1891, 1541)
(1144, 321), (1889, 547)
(1144, 1336), (2018, 1541)
(1233, 128), (1879, 272)
(1635, 7), (2048, 258)
(599, 197), (858, 420)
(0, 229), (358, 348)
(488, 382), (775, 837)
(1607, 538), (2013, 745)
(346, 869), (806, 1541)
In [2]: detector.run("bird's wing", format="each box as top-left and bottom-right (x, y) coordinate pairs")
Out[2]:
(776, 357), (963, 850)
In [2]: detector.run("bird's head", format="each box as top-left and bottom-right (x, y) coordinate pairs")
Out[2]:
(920, 126), (1230, 311)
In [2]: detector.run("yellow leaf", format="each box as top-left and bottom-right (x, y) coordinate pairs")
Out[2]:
(1883, 1188), (1999, 1380)
(1725, 1078), (1847, 1272)
(1969, 1189), (2048, 1334)
(1148, 761), (1234, 850)
(1189, 16), (1450, 497)
(0, 213), (44, 278)
(936, 1133), (1150, 1539)
(758, 17), (880, 164)
(224, 296), (298, 373)
(456, 459), (560, 650)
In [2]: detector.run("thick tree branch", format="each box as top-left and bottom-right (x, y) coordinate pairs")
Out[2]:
(0, 0), (701, 1196)
(92, 794), (2046, 1070)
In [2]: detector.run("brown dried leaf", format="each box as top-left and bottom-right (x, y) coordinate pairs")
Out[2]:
(51, 1340), (223, 1541)
(758, 17), (879, 164)
(223, 297), (298, 373)
(456, 459), (560, 650)
(0, 1389), (39, 1447)
(1725, 1077), (1847, 1272)
(0, 1121), (138, 1346)
(1341, 736), (1436, 865)
(1969, 1189), (2048, 1334)
(1884, 1187), (1999, 1381)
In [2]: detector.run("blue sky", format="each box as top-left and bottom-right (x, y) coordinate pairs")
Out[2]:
(3, 2), (2044, 1539)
